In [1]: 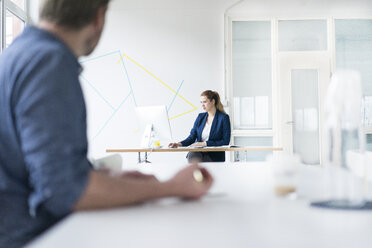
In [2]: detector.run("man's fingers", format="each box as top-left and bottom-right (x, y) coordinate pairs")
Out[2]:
(199, 167), (213, 186)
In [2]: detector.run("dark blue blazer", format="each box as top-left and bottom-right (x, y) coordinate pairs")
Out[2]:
(180, 110), (231, 162)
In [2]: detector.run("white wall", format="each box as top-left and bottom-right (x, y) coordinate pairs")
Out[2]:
(83, 1), (227, 165)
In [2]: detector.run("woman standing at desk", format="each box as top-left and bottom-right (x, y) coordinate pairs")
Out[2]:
(169, 90), (231, 162)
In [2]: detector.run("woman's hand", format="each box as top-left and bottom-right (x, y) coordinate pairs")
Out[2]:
(168, 142), (182, 148)
(190, 142), (207, 147)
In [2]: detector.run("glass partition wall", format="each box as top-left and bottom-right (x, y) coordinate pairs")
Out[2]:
(335, 19), (372, 151)
(229, 18), (372, 163)
(231, 20), (274, 161)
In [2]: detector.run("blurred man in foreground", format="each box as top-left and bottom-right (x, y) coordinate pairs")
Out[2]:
(0, 1), (213, 247)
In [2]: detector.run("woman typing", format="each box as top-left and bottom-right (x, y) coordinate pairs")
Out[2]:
(169, 90), (231, 162)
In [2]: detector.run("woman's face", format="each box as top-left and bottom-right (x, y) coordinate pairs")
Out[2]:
(200, 96), (215, 112)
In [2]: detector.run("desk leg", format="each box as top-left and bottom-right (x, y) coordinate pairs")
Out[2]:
(144, 152), (151, 163)
(137, 152), (152, 164)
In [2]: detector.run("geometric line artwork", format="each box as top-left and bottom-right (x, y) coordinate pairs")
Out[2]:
(118, 52), (197, 119)
(92, 92), (132, 141)
(80, 50), (198, 141)
(79, 74), (116, 111)
(118, 50), (137, 106)
(80, 51), (133, 141)
(168, 79), (184, 113)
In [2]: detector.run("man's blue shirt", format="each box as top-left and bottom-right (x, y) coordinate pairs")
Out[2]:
(0, 26), (91, 247)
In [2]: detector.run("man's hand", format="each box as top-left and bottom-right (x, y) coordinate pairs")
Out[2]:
(167, 165), (213, 199)
(96, 169), (158, 182)
(74, 165), (213, 211)
(115, 171), (159, 183)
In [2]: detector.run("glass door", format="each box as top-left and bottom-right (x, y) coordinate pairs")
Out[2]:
(279, 52), (330, 165)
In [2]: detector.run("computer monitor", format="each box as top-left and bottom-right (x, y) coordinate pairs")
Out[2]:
(135, 105), (173, 148)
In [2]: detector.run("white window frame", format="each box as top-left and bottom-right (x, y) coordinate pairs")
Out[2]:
(225, 17), (278, 157)
(0, 0), (28, 52)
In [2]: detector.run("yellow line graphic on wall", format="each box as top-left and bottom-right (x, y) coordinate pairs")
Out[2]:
(118, 53), (197, 119)
(169, 109), (197, 120)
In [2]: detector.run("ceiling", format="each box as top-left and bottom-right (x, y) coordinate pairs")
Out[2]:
(109, 0), (372, 11)
(109, 0), (242, 10)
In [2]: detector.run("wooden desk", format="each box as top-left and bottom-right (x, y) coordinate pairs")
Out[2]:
(26, 163), (372, 248)
(106, 146), (283, 163)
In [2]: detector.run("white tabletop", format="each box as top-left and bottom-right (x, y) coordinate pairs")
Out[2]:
(27, 163), (372, 248)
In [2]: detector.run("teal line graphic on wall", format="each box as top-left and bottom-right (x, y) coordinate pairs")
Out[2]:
(93, 92), (132, 140)
(80, 51), (134, 141)
(168, 80), (184, 112)
(80, 74), (116, 111)
(79, 50), (119, 64)
(118, 50), (137, 106)
(79, 51), (188, 141)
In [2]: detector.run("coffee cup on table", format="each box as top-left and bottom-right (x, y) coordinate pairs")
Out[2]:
(268, 153), (300, 197)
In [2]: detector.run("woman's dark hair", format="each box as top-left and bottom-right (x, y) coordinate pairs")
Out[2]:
(201, 90), (226, 114)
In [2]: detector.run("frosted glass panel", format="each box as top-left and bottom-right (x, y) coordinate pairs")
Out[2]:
(291, 70), (320, 165)
(335, 19), (372, 127)
(363, 96), (372, 127)
(232, 21), (272, 130)
(367, 134), (372, 151)
(278, 20), (327, 51)
(233, 96), (269, 128)
(234, 136), (273, 162)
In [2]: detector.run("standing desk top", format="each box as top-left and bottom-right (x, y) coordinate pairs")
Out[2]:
(106, 146), (283, 153)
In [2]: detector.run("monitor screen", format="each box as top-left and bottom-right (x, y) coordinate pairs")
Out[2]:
(135, 105), (172, 147)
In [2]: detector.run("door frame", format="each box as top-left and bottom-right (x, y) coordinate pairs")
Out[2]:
(278, 51), (331, 165)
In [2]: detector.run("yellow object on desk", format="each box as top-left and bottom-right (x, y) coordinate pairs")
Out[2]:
(153, 140), (160, 147)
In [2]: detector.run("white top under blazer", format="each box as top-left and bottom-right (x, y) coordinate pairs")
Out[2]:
(201, 122), (211, 142)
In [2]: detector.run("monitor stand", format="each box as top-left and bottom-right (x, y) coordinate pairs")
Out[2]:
(140, 124), (153, 148)
(139, 124), (153, 163)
